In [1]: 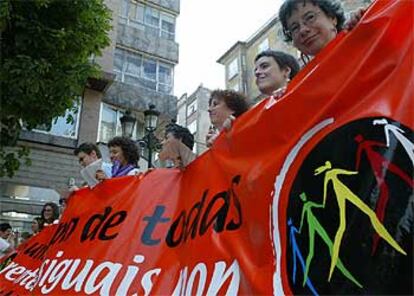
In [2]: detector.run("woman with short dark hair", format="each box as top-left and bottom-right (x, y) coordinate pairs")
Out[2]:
(208, 90), (249, 130)
(254, 50), (300, 97)
(206, 90), (249, 147)
(279, 0), (347, 63)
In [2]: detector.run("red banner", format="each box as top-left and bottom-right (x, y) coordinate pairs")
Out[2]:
(1, 0), (412, 294)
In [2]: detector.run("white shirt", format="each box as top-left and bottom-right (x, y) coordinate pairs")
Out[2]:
(127, 168), (141, 176)
(0, 237), (10, 258)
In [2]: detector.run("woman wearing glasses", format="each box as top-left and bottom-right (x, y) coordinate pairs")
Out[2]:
(279, 0), (364, 63)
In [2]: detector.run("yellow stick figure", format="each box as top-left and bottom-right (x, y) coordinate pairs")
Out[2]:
(314, 161), (407, 282)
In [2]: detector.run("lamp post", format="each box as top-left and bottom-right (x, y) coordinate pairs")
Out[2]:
(120, 105), (160, 168)
(119, 110), (136, 139)
(143, 104), (160, 168)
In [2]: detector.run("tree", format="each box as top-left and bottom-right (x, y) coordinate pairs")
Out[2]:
(0, 0), (111, 177)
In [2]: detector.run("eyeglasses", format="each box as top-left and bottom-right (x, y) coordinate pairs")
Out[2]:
(288, 11), (322, 37)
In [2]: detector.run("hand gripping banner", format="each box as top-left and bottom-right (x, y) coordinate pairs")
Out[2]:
(1, 0), (412, 294)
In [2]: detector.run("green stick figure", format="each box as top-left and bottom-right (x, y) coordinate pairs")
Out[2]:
(299, 192), (362, 288)
(314, 161), (407, 281)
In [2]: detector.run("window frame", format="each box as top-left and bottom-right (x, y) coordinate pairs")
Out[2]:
(31, 100), (82, 139)
(258, 38), (269, 53)
(187, 100), (198, 117)
(187, 120), (197, 135)
(97, 103), (145, 143)
(227, 58), (239, 80)
(114, 48), (174, 94)
(119, 0), (176, 41)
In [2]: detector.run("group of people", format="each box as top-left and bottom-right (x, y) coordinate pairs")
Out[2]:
(0, 202), (61, 259)
(71, 0), (365, 173)
(58, 0), (366, 218)
(73, 125), (195, 183)
(1, 0), (368, 274)
(164, 0), (364, 166)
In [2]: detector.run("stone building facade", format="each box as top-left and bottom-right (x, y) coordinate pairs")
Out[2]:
(0, 0), (180, 232)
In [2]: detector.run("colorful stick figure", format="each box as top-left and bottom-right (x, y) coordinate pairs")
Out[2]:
(314, 161), (407, 281)
(298, 193), (362, 288)
(373, 118), (414, 165)
(288, 218), (318, 296)
(355, 134), (414, 253)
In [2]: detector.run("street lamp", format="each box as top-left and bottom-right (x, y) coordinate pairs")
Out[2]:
(120, 105), (160, 168)
(144, 104), (160, 132)
(120, 110), (136, 138)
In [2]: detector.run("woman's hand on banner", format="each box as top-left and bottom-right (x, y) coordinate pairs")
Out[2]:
(345, 7), (366, 31)
(206, 126), (220, 148)
(96, 169), (108, 182)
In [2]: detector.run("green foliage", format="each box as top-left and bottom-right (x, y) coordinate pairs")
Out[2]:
(0, 0), (111, 177)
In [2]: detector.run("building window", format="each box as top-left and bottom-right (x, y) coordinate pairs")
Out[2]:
(187, 120), (197, 135)
(119, 0), (176, 41)
(98, 103), (144, 143)
(227, 58), (238, 80)
(160, 13), (175, 40)
(231, 83), (240, 92)
(187, 100), (197, 117)
(33, 102), (80, 139)
(114, 48), (173, 94)
(158, 62), (172, 93)
(258, 38), (269, 53)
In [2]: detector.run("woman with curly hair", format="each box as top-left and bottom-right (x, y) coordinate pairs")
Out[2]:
(206, 89), (249, 147)
(278, 0), (365, 64)
(109, 136), (140, 177)
(97, 136), (140, 179)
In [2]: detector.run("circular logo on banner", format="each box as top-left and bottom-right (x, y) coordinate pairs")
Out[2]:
(286, 117), (413, 295)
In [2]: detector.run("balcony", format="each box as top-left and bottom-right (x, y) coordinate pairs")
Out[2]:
(104, 80), (177, 118)
(117, 23), (179, 64)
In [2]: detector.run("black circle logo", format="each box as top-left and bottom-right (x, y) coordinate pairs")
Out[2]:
(286, 117), (413, 295)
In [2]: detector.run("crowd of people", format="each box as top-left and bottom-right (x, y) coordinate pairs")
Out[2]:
(0, 201), (62, 259)
(162, 0), (364, 165)
(1, 0), (366, 259)
(64, 0), (368, 203)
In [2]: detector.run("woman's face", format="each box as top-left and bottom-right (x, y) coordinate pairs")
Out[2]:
(109, 145), (127, 165)
(208, 97), (234, 130)
(255, 56), (290, 95)
(43, 206), (54, 221)
(31, 220), (39, 233)
(287, 1), (338, 56)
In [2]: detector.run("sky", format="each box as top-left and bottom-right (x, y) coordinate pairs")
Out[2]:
(174, 0), (283, 97)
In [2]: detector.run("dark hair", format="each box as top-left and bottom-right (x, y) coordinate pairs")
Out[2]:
(0, 223), (12, 232)
(279, 0), (345, 42)
(209, 90), (249, 118)
(20, 232), (32, 240)
(108, 136), (140, 166)
(33, 217), (44, 232)
(74, 142), (102, 158)
(41, 202), (60, 224)
(165, 123), (195, 150)
(255, 50), (300, 79)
